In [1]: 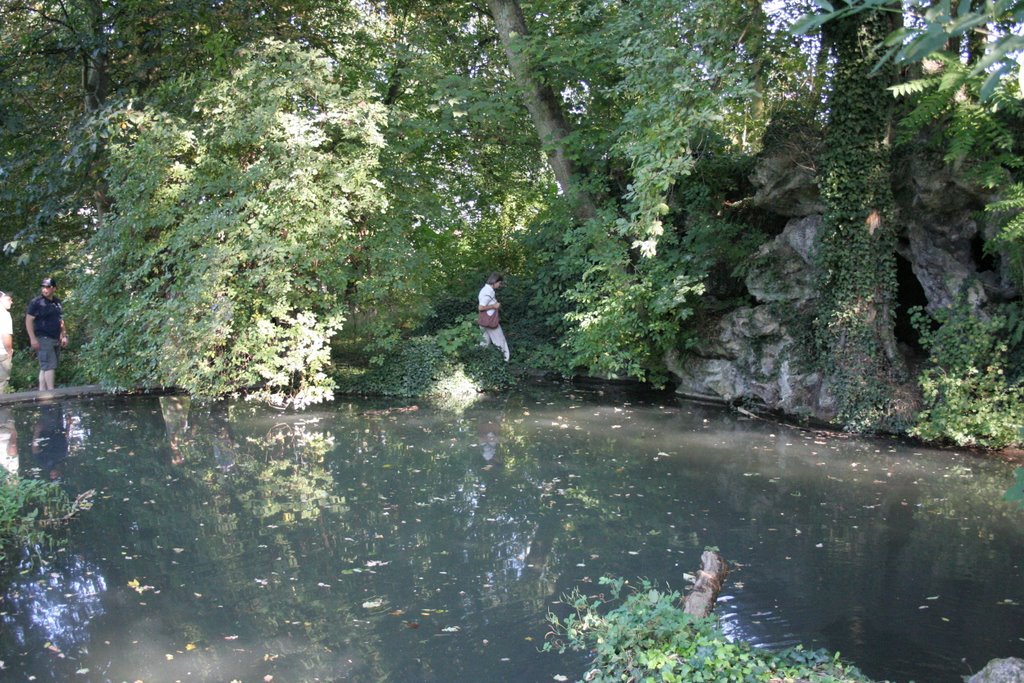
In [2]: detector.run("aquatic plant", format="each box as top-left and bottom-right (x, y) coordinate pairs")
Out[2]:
(545, 576), (876, 683)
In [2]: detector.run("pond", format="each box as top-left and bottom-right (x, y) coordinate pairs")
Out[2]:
(1, 385), (1022, 682)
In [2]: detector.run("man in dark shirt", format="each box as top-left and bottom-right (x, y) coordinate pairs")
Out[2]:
(25, 277), (67, 391)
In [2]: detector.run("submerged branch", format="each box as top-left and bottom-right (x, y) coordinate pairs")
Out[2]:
(681, 549), (729, 618)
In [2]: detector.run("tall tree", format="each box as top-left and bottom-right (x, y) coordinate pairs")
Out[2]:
(815, 7), (907, 431)
(486, 0), (598, 221)
(78, 40), (388, 406)
(0, 0), (368, 256)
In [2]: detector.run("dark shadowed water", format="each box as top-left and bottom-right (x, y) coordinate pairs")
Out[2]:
(0, 385), (1021, 682)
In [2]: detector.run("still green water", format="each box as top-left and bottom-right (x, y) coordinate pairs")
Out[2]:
(1, 384), (1022, 682)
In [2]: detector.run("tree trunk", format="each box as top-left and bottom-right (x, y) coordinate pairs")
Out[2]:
(486, 0), (597, 221)
(681, 550), (729, 618)
(815, 6), (908, 432)
(83, 0), (112, 217)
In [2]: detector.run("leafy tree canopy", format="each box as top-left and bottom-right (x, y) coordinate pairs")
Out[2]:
(794, 0), (1024, 99)
(78, 40), (388, 407)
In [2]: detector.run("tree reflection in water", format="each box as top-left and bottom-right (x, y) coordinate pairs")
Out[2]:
(1, 553), (107, 652)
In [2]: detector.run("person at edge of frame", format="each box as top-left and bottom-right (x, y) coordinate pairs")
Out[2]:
(0, 291), (14, 393)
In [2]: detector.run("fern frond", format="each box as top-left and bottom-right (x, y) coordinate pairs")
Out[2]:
(989, 184), (1024, 213)
(890, 76), (941, 98)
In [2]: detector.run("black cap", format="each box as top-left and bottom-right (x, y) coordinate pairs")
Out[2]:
(0, 291), (9, 298)
(41, 277), (56, 287)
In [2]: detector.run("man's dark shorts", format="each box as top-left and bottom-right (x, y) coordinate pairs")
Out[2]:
(37, 336), (59, 371)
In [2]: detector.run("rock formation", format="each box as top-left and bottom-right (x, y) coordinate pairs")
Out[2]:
(667, 144), (1014, 422)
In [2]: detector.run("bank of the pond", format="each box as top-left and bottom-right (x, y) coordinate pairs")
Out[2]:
(6, 380), (1021, 465)
(0, 385), (116, 405)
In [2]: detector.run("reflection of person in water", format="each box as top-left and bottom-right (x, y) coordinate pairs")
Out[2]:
(159, 395), (191, 465)
(477, 416), (502, 466)
(32, 404), (69, 480)
(0, 407), (17, 475)
(209, 403), (237, 473)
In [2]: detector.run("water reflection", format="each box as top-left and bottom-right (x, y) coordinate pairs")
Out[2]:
(477, 415), (502, 465)
(1007, 467), (1024, 508)
(0, 391), (1021, 682)
(159, 395), (190, 465)
(31, 403), (69, 480)
(1, 554), (107, 653)
(0, 406), (17, 474)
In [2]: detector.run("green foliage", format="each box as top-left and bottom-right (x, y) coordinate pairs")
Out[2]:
(0, 473), (73, 564)
(894, 55), (1023, 191)
(77, 40), (388, 408)
(562, 229), (707, 384)
(503, 0), (772, 385)
(988, 181), (1024, 289)
(911, 302), (1024, 449)
(0, 0), (369, 267)
(545, 576), (875, 683)
(523, 151), (761, 385)
(337, 332), (513, 398)
(793, 0), (1024, 101)
(604, 0), (757, 256)
(814, 9), (906, 432)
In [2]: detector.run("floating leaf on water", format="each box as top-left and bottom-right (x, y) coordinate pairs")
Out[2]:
(185, 643), (197, 651)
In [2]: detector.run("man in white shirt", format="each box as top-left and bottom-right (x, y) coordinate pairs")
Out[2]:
(0, 291), (13, 392)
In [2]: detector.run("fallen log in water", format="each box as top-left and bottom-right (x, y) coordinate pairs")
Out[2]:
(682, 549), (729, 618)
(680, 552), (817, 683)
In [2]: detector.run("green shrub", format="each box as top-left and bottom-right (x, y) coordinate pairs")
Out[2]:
(336, 330), (514, 398)
(545, 576), (875, 683)
(78, 40), (388, 408)
(911, 302), (1024, 449)
(458, 343), (514, 392)
(0, 473), (73, 564)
